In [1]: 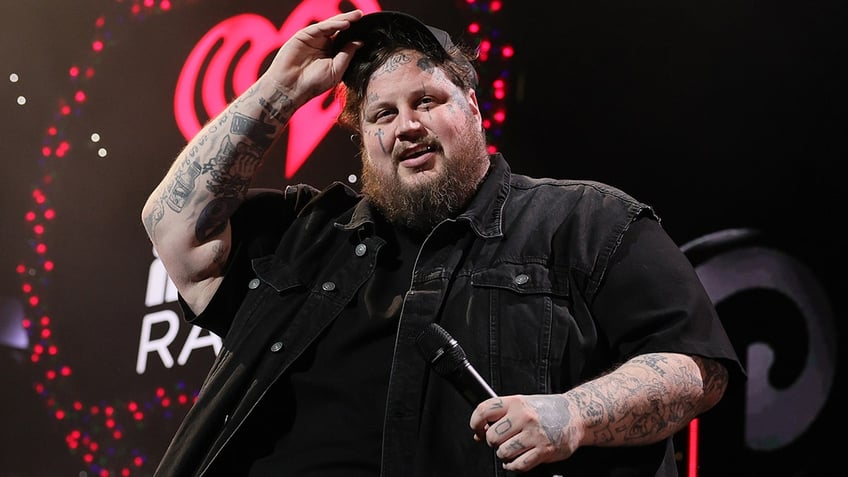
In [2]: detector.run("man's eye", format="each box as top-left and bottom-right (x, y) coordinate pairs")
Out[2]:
(375, 110), (395, 121)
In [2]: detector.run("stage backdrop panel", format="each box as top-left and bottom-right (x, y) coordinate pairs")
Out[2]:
(0, 0), (843, 476)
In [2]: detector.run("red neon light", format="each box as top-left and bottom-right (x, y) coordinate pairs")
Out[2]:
(174, 0), (381, 178)
(688, 418), (699, 477)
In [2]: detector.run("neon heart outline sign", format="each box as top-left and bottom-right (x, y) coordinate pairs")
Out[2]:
(174, 0), (382, 178)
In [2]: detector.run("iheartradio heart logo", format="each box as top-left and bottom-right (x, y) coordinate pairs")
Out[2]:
(174, 0), (382, 178)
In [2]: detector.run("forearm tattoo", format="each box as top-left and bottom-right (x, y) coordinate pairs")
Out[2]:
(568, 353), (701, 445)
(699, 356), (730, 399)
(147, 84), (293, 241)
(193, 135), (260, 242)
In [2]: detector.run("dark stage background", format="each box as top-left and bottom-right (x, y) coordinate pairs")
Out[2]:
(0, 0), (843, 476)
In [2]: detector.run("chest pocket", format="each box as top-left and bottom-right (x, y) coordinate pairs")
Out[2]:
(251, 255), (307, 293)
(219, 255), (309, 349)
(469, 261), (573, 394)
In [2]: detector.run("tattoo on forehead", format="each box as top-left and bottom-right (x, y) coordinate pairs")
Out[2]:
(377, 52), (413, 77)
(365, 91), (380, 109)
(416, 57), (436, 74)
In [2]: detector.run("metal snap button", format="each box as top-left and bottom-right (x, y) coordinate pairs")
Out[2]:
(248, 278), (261, 289)
(355, 243), (367, 256)
(514, 274), (530, 285)
(321, 281), (336, 291)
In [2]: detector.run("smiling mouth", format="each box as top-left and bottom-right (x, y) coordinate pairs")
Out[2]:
(400, 144), (436, 161)
(397, 145), (438, 171)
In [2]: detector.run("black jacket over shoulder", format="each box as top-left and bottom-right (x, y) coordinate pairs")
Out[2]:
(154, 153), (741, 477)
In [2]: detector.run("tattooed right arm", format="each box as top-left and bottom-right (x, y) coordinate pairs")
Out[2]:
(140, 80), (295, 315)
(139, 10), (364, 315)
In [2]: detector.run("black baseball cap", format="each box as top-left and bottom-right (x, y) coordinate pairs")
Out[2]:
(333, 11), (475, 87)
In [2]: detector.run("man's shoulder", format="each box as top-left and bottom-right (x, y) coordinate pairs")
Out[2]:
(508, 173), (644, 208)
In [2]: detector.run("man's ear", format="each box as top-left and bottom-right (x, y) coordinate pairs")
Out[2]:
(467, 88), (483, 129)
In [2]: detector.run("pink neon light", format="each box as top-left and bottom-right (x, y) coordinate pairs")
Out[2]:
(688, 418), (699, 477)
(174, 0), (381, 178)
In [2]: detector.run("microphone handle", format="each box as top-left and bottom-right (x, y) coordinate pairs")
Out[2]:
(446, 360), (498, 407)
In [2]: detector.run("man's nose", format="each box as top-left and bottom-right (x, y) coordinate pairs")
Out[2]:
(396, 109), (425, 138)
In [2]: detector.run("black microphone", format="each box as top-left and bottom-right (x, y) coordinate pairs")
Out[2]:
(416, 323), (497, 407)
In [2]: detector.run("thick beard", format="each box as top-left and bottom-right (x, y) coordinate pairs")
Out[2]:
(360, 129), (489, 234)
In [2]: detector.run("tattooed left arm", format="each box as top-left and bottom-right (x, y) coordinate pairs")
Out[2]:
(468, 352), (729, 473)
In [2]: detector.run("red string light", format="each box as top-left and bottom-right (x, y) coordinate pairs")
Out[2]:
(14, 1), (511, 475)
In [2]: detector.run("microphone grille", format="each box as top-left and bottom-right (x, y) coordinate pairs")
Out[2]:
(416, 323), (467, 376)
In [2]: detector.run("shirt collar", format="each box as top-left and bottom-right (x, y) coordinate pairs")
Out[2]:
(337, 153), (510, 239)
